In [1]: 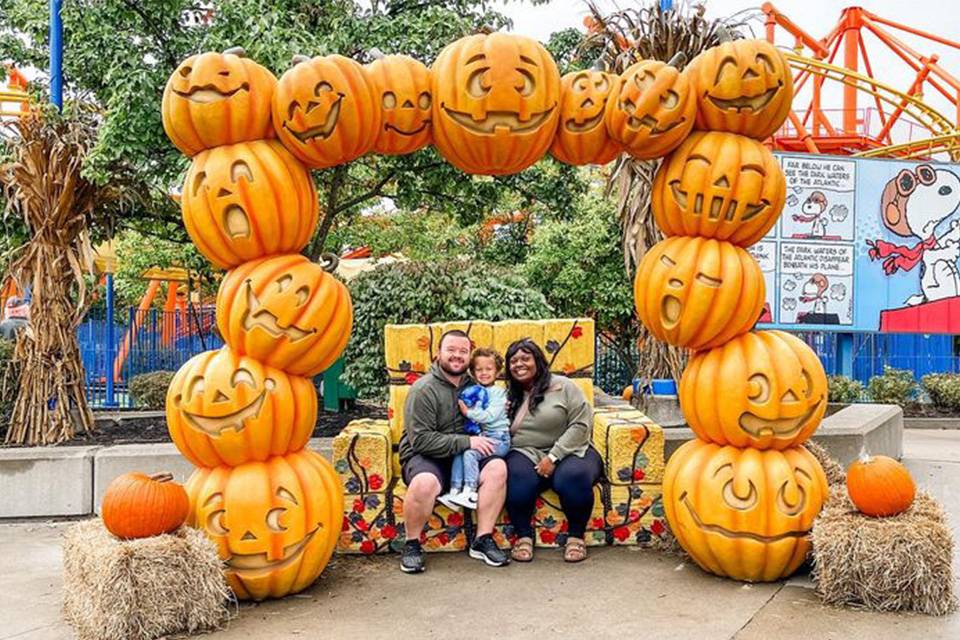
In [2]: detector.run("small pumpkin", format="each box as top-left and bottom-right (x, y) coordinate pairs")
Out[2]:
(180, 139), (318, 269)
(217, 254), (354, 377)
(635, 236), (765, 350)
(846, 455), (916, 517)
(604, 57), (696, 159)
(186, 449), (343, 600)
(652, 131), (785, 246)
(681, 330), (827, 449)
(550, 69), (622, 165)
(688, 38), (794, 140)
(273, 54), (380, 168)
(663, 439), (829, 582)
(166, 348), (317, 468)
(162, 48), (277, 157)
(431, 32), (561, 175)
(101, 472), (189, 539)
(366, 54), (433, 155)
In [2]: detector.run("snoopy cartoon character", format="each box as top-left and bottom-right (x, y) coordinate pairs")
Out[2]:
(792, 191), (829, 237)
(867, 165), (960, 306)
(800, 273), (829, 316)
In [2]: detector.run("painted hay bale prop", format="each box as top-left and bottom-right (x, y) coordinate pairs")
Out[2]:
(62, 520), (229, 640)
(383, 324), (433, 383)
(333, 419), (393, 492)
(387, 384), (411, 444)
(543, 318), (594, 376)
(811, 488), (957, 616)
(492, 319), (545, 360)
(607, 483), (667, 546)
(339, 491), (396, 554)
(392, 480), (468, 552)
(592, 405), (665, 485)
(532, 486), (607, 548)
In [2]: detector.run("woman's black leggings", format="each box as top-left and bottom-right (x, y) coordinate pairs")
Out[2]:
(504, 448), (604, 539)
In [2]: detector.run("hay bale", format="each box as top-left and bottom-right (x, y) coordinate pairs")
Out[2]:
(805, 440), (846, 486)
(62, 519), (231, 640)
(811, 488), (958, 616)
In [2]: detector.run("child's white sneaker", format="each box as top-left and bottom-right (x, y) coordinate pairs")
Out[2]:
(438, 489), (462, 511)
(453, 489), (478, 510)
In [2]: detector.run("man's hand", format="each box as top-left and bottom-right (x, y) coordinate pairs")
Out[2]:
(469, 435), (495, 456)
(458, 400), (469, 416)
(535, 457), (555, 478)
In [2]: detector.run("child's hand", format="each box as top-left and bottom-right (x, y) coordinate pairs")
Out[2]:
(458, 400), (469, 416)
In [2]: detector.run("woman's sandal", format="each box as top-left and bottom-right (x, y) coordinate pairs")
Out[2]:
(511, 537), (534, 562)
(564, 537), (587, 563)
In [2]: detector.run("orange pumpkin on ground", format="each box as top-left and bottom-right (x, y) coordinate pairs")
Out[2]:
(688, 38), (794, 140)
(166, 348), (317, 468)
(162, 48), (277, 157)
(550, 69), (622, 165)
(217, 254), (353, 377)
(366, 54), (433, 155)
(680, 330), (827, 449)
(663, 439), (829, 582)
(101, 472), (189, 539)
(180, 139), (318, 269)
(846, 455), (916, 517)
(634, 236), (765, 350)
(186, 449), (343, 600)
(604, 57), (696, 160)
(273, 54), (381, 168)
(652, 131), (785, 246)
(431, 32), (561, 175)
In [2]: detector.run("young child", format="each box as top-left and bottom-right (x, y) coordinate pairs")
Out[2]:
(439, 348), (511, 510)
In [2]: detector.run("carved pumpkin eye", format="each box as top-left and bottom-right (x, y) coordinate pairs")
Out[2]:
(714, 57), (737, 84)
(659, 254), (677, 267)
(179, 65), (192, 78)
(595, 75), (609, 92)
(315, 81), (333, 94)
(660, 90), (679, 109)
(231, 368), (255, 388)
(278, 487), (298, 505)
(747, 373), (771, 403)
(187, 376), (205, 400)
(383, 91), (397, 109)
(803, 370), (814, 399)
(192, 171), (206, 196)
(776, 471), (810, 516)
(219, 70), (230, 77)
(634, 70), (655, 91)
(696, 273), (722, 288)
(231, 160), (253, 183)
(277, 275), (292, 292)
(296, 286), (309, 306)
(517, 69), (536, 96)
(418, 92), (431, 109)
(756, 53), (777, 74)
(467, 68), (490, 98)
(207, 509), (229, 535)
(575, 74), (589, 91)
(722, 477), (758, 511)
(266, 508), (288, 532)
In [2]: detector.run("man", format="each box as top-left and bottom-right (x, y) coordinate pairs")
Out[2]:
(397, 330), (509, 573)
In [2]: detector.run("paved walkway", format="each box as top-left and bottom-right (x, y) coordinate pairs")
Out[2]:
(3, 430), (959, 640)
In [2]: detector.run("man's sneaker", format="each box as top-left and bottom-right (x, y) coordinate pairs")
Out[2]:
(400, 539), (425, 574)
(469, 533), (509, 567)
(437, 489), (462, 511)
(452, 489), (478, 510)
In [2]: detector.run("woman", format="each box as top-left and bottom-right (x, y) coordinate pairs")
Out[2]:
(503, 338), (604, 563)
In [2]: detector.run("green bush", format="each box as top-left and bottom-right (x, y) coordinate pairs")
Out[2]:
(826, 375), (865, 404)
(921, 373), (960, 412)
(867, 366), (918, 406)
(342, 260), (553, 400)
(0, 338), (18, 428)
(129, 371), (175, 410)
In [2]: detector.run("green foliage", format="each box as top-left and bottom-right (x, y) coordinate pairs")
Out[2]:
(326, 210), (464, 261)
(826, 374), (865, 404)
(867, 366), (918, 407)
(129, 370), (175, 410)
(110, 230), (216, 310)
(921, 373), (960, 412)
(342, 260), (553, 399)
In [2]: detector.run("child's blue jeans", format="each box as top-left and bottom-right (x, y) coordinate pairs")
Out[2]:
(450, 431), (511, 491)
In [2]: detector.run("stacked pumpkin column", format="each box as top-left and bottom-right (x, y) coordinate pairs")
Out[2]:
(160, 48), (351, 600)
(635, 39), (831, 582)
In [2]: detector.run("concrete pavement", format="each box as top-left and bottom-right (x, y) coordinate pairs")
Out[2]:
(3, 429), (960, 640)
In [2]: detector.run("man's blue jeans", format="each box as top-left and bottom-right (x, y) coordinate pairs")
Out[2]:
(450, 431), (511, 491)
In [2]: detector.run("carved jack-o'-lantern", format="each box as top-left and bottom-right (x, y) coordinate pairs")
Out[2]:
(635, 236), (765, 351)
(180, 140), (318, 269)
(652, 131), (785, 247)
(273, 55), (381, 168)
(550, 69), (622, 165)
(186, 449), (342, 600)
(162, 48), (277, 157)
(605, 58), (696, 160)
(166, 348), (316, 468)
(366, 54), (433, 155)
(688, 39), (794, 140)
(663, 439), (829, 582)
(680, 330), (827, 449)
(431, 32), (561, 175)
(217, 255), (354, 377)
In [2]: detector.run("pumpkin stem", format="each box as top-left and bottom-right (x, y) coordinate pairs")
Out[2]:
(319, 252), (340, 274)
(666, 51), (687, 68)
(477, 24), (495, 35)
(368, 48), (386, 61)
(291, 54), (310, 67)
(715, 26), (735, 44)
(590, 58), (607, 72)
(224, 46), (247, 58)
(150, 473), (175, 484)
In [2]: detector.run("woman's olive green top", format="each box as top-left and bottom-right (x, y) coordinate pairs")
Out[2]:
(510, 375), (593, 464)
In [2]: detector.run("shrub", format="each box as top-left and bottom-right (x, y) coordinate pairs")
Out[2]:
(342, 260), (553, 400)
(129, 371), (175, 410)
(826, 375), (865, 404)
(867, 366), (918, 406)
(921, 373), (960, 412)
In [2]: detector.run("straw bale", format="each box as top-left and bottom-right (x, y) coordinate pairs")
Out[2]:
(62, 519), (231, 640)
(805, 439), (846, 486)
(811, 488), (957, 616)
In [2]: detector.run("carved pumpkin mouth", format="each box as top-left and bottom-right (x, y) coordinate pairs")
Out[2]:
(707, 82), (782, 113)
(564, 111), (604, 133)
(223, 205), (250, 239)
(284, 95), (344, 142)
(385, 121), (430, 136)
(738, 397), (824, 439)
(227, 528), (317, 575)
(661, 294), (682, 326)
(174, 83), (250, 103)
(441, 103), (556, 135)
(181, 385), (272, 436)
(670, 180), (770, 222)
(242, 282), (315, 343)
(680, 493), (806, 542)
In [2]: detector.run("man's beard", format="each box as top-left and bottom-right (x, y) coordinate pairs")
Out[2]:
(439, 359), (468, 376)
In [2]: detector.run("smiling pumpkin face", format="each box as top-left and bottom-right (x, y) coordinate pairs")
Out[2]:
(217, 254), (354, 377)
(366, 54), (433, 155)
(166, 348), (316, 468)
(273, 55), (381, 168)
(663, 439), (828, 582)
(681, 331), (828, 449)
(431, 32), (561, 175)
(162, 48), (277, 157)
(550, 69), (622, 166)
(186, 450), (343, 600)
